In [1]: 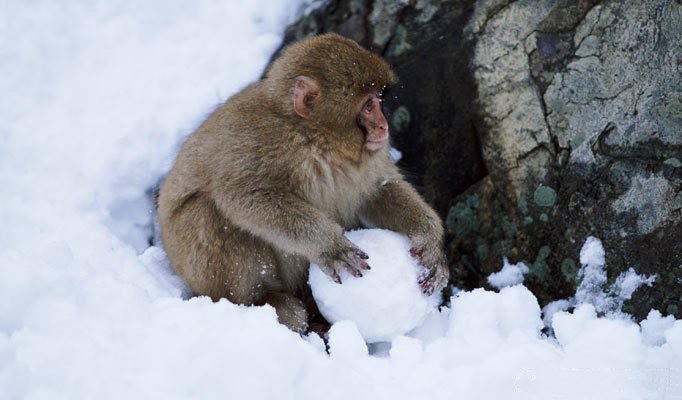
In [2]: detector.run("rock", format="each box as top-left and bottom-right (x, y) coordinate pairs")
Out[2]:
(271, 0), (681, 320)
(466, 0), (681, 319)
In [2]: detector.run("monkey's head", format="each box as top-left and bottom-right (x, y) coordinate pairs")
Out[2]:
(266, 33), (397, 155)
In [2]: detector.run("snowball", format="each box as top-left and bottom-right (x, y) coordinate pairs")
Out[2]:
(309, 229), (441, 342)
(487, 257), (529, 289)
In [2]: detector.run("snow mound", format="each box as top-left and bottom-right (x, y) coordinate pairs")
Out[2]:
(448, 285), (543, 345)
(641, 309), (676, 346)
(309, 229), (441, 342)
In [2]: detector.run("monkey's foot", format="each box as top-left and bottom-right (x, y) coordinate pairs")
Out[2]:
(265, 292), (309, 334)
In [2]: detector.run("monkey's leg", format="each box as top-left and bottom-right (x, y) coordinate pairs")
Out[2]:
(164, 194), (316, 332)
(164, 194), (282, 304)
(262, 292), (308, 333)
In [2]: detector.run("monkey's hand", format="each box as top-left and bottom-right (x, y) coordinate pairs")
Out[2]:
(409, 237), (449, 296)
(316, 240), (370, 284)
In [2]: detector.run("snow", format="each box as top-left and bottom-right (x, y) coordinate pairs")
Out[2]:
(611, 267), (657, 302)
(574, 237), (656, 316)
(580, 235), (607, 267)
(309, 229), (441, 342)
(539, 237), (657, 329)
(487, 257), (529, 289)
(575, 236), (609, 308)
(327, 320), (369, 359)
(641, 310), (677, 347)
(389, 146), (403, 162)
(1, 1), (681, 399)
(542, 299), (572, 330)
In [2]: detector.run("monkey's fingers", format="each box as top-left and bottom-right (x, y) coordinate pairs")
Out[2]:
(421, 281), (435, 296)
(420, 268), (441, 295)
(321, 265), (343, 284)
(332, 270), (342, 284)
(344, 264), (363, 278)
(409, 247), (424, 258)
(337, 254), (365, 278)
(355, 249), (369, 260)
(340, 249), (371, 271)
(417, 266), (436, 285)
(420, 264), (448, 295)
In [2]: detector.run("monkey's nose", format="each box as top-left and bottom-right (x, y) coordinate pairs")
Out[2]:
(373, 118), (389, 134)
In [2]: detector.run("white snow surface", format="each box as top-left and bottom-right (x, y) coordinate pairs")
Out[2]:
(1, 2), (681, 399)
(487, 257), (529, 289)
(309, 229), (441, 342)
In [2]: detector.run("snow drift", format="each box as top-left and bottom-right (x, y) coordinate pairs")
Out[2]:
(1, 1), (680, 399)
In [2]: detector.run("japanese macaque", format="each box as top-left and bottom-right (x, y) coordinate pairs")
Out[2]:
(158, 33), (448, 333)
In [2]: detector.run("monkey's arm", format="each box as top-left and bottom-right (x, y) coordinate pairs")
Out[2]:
(359, 179), (448, 294)
(360, 179), (442, 238)
(213, 187), (369, 282)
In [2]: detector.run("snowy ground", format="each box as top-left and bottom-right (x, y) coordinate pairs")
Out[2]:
(1, 2), (680, 399)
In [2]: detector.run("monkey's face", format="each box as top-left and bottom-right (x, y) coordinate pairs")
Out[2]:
(357, 93), (389, 152)
(268, 33), (397, 157)
(291, 75), (390, 155)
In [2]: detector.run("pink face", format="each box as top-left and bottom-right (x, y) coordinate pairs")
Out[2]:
(357, 94), (389, 152)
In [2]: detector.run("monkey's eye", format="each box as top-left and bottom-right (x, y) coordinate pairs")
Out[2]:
(363, 98), (374, 113)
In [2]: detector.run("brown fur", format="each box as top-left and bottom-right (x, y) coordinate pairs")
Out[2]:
(158, 33), (448, 333)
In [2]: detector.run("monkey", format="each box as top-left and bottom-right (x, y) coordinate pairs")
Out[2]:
(158, 33), (448, 333)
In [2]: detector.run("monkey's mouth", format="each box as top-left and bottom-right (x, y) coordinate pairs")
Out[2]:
(358, 121), (388, 152)
(365, 137), (387, 151)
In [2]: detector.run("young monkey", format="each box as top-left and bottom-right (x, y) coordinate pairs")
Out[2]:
(158, 33), (448, 332)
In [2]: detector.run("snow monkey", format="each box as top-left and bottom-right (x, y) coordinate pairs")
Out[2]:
(158, 33), (448, 333)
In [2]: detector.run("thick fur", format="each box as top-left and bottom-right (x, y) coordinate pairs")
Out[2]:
(158, 34), (447, 332)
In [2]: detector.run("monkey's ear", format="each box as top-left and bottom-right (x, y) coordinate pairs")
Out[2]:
(293, 76), (320, 119)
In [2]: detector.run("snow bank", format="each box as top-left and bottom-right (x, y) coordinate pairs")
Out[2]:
(310, 229), (441, 342)
(1, 2), (680, 399)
